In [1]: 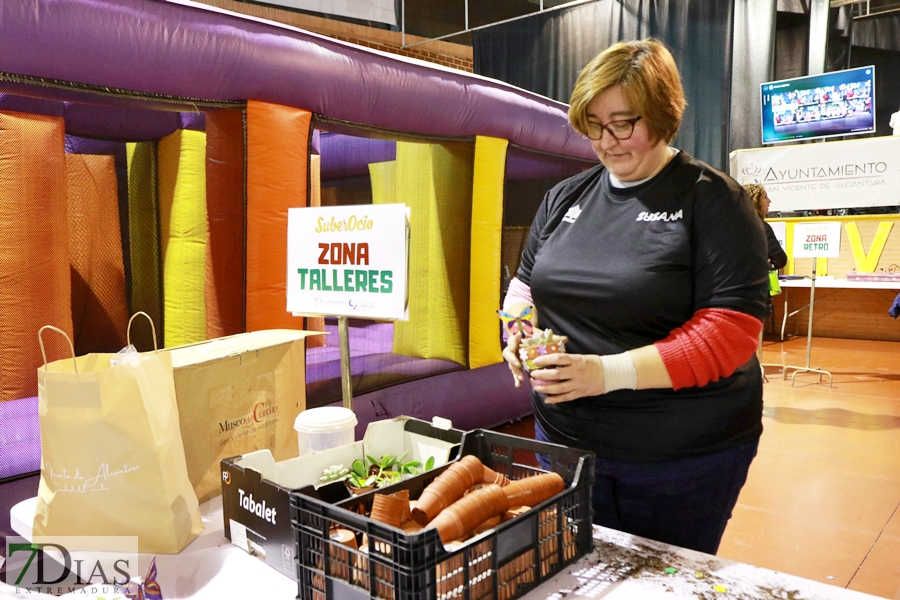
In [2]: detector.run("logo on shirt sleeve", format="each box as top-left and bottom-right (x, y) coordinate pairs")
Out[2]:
(562, 204), (582, 224)
(636, 209), (683, 222)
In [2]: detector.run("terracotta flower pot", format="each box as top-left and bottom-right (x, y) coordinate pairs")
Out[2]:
(481, 464), (511, 487)
(428, 484), (508, 543)
(503, 473), (564, 509)
(412, 455), (484, 526)
(370, 493), (408, 528)
(519, 337), (567, 372)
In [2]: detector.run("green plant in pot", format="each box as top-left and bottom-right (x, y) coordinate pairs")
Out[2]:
(366, 451), (437, 488)
(323, 452), (437, 495)
(343, 459), (378, 493)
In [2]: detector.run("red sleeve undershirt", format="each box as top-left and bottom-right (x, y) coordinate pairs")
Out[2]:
(654, 308), (763, 391)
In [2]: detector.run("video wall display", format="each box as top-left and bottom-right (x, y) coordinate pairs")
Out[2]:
(760, 66), (875, 144)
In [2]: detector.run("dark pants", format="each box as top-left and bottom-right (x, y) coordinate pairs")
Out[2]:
(535, 422), (757, 555)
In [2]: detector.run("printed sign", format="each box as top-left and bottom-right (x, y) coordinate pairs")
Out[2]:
(730, 136), (900, 212)
(287, 204), (408, 320)
(793, 222), (841, 258)
(768, 221), (787, 251)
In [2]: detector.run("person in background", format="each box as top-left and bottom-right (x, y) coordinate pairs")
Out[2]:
(743, 183), (787, 270)
(501, 38), (770, 555)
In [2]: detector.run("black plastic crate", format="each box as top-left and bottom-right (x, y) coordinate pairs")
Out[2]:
(291, 429), (594, 600)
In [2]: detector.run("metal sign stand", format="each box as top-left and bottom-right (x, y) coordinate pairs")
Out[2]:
(338, 316), (353, 410)
(782, 257), (833, 387)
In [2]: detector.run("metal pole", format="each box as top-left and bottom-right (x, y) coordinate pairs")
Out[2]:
(338, 316), (353, 410)
(401, 0), (405, 48)
(805, 259), (817, 368)
(464, 0), (469, 32)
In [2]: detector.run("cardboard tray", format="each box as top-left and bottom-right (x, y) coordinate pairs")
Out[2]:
(221, 416), (462, 579)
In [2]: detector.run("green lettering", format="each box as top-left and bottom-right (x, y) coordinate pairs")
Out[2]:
(310, 269), (322, 290)
(381, 271), (393, 293)
(355, 270), (368, 292)
(296, 268), (308, 289)
(368, 270), (379, 292)
(344, 269), (355, 292)
(332, 269), (343, 292)
(321, 269), (332, 291)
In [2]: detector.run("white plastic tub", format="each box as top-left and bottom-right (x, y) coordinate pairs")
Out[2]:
(293, 407), (357, 455)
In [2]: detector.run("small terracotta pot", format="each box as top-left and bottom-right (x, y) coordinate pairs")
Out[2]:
(370, 493), (408, 528)
(390, 489), (412, 523)
(481, 465), (511, 487)
(501, 505), (531, 522)
(412, 455), (484, 526)
(428, 484), (508, 543)
(504, 473), (564, 509)
(472, 515), (502, 535)
(347, 484), (374, 496)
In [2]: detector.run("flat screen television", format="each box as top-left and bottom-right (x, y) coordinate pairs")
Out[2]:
(760, 66), (875, 144)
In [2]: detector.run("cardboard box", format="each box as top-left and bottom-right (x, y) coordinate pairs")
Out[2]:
(165, 329), (323, 503)
(221, 416), (463, 579)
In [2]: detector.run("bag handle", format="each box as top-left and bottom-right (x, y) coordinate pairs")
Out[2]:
(127, 311), (159, 352)
(38, 326), (77, 373)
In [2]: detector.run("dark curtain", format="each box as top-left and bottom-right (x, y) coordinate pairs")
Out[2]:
(729, 0), (776, 154)
(829, 10), (900, 138)
(473, 0), (736, 170)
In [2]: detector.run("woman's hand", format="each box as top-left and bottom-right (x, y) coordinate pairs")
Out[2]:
(530, 353), (606, 404)
(502, 331), (526, 387)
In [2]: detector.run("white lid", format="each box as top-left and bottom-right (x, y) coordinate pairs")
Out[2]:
(293, 407), (358, 433)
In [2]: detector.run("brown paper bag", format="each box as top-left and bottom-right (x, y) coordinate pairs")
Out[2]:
(165, 329), (319, 503)
(33, 316), (203, 553)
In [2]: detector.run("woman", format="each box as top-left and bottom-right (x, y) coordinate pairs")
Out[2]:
(502, 39), (770, 555)
(743, 183), (788, 270)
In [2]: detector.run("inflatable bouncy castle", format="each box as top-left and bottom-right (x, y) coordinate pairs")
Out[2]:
(0, 0), (597, 479)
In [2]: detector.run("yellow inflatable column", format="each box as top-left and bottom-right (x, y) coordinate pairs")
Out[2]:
(469, 137), (508, 369)
(126, 141), (163, 350)
(158, 129), (208, 347)
(392, 141), (474, 365)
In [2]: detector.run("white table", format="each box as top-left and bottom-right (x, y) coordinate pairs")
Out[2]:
(779, 277), (900, 341)
(522, 527), (880, 600)
(3, 496), (883, 600)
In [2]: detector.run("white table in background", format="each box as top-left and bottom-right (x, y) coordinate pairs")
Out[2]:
(779, 277), (900, 341)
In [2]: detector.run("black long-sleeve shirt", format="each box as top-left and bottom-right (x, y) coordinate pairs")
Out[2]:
(517, 151), (769, 462)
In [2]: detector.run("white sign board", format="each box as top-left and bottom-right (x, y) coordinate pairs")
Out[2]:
(259, 0), (396, 26)
(768, 221), (787, 251)
(287, 204), (408, 319)
(792, 222), (841, 258)
(730, 136), (900, 212)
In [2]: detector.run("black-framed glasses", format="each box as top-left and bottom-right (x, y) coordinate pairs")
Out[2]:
(584, 116), (642, 141)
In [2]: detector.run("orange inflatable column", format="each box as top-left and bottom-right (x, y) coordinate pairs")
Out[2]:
(245, 101), (311, 331)
(205, 109), (246, 339)
(66, 153), (129, 355)
(0, 112), (72, 402)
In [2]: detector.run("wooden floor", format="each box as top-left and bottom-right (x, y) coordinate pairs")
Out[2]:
(495, 336), (900, 599)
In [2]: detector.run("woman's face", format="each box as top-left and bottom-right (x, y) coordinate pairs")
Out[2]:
(760, 191), (771, 215)
(585, 85), (672, 182)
